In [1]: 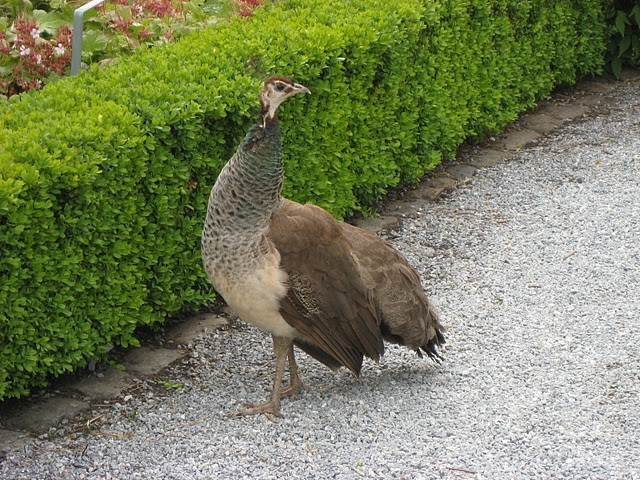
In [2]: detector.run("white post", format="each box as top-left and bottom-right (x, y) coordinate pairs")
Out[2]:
(71, 0), (108, 75)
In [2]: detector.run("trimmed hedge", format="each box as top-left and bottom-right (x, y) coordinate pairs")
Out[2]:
(0, 0), (606, 400)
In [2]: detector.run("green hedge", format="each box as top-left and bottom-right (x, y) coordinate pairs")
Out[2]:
(0, 0), (606, 400)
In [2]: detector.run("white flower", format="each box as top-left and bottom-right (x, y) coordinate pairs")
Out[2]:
(19, 45), (31, 56)
(35, 53), (42, 64)
(30, 27), (40, 39)
(54, 44), (65, 56)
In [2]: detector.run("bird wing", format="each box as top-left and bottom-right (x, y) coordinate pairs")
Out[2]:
(339, 222), (445, 356)
(268, 199), (384, 375)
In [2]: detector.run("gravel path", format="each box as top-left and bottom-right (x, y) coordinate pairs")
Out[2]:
(2, 78), (640, 479)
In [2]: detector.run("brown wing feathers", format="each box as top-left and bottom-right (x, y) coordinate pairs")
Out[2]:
(269, 198), (445, 373)
(269, 200), (385, 375)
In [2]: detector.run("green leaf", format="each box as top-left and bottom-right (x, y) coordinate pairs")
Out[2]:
(619, 35), (632, 56)
(159, 381), (184, 389)
(611, 57), (623, 79)
(82, 30), (109, 57)
(615, 11), (629, 36)
(632, 5), (640, 30)
(32, 9), (70, 35)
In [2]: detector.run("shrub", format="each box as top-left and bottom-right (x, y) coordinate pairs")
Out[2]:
(606, 0), (640, 77)
(0, 0), (607, 400)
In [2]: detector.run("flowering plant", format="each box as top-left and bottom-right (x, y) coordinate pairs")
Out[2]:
(234, 0), (267, 17)
(88, 0), (214, 65)
(1, 16), (72, 97)
(0, 0), (268, 98)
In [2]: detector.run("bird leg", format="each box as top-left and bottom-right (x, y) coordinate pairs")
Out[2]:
(281, 343), (305, 399)
(235, 335), (292, 418)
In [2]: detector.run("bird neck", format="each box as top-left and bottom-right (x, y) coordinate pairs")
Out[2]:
(260, 95), (281, 128)
(205, 120), (284, 238)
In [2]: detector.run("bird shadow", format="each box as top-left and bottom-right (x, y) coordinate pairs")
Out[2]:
(292, 349), (446, 401)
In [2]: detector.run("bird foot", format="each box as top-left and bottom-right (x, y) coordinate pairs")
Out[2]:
(232, 400), (283, 420)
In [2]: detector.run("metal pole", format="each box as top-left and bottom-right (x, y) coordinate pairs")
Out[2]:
(71, 0), (108, 75)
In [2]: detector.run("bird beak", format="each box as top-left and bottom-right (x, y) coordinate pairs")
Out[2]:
(293, 83), (311, 95)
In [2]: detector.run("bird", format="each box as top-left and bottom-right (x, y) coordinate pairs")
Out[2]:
(201, 76), (445, 417)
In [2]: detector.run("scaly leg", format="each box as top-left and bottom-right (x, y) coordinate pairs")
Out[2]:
(281, 344), (304, 399)
(235, 335), (291, 418)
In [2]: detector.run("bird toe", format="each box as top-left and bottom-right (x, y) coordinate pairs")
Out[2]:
(231, 400), (284, 419)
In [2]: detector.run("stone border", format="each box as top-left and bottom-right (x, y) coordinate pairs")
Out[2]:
(0, 313), (228, 454)
(1, 70), (638, 457)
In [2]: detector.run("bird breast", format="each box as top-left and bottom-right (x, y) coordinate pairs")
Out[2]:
(208, 246), (296, 339)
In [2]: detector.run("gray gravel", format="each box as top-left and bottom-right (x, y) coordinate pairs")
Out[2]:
(3, 78), (640, 479)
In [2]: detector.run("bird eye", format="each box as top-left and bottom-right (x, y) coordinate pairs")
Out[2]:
(275, 83), (286, 92)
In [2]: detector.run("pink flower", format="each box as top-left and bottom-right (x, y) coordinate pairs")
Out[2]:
(235, 0), (267, 17)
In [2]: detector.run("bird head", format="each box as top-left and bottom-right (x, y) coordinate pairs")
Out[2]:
(260, 76), (310, 126)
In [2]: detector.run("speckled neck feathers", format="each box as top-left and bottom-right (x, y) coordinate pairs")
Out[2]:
(206, 121), (282, 230)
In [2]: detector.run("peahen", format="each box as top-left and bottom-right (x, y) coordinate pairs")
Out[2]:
(202, 76), (445, 417)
